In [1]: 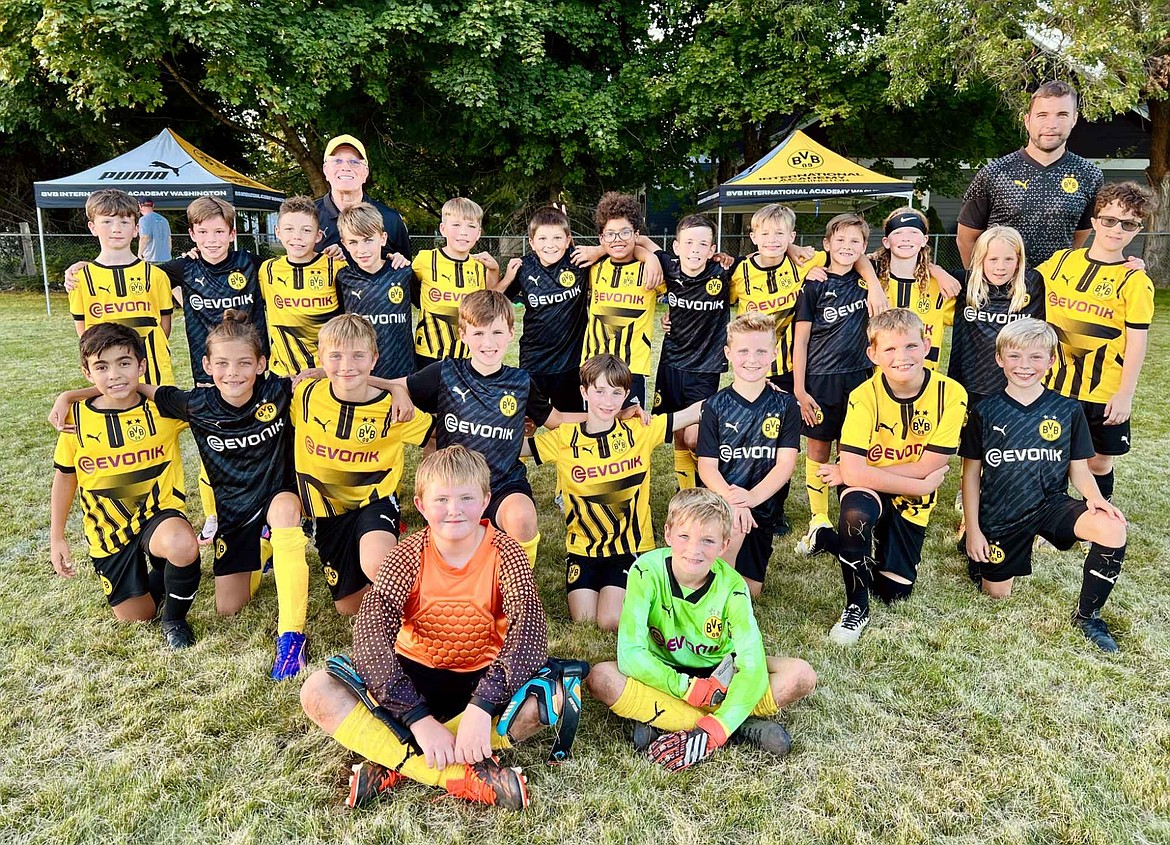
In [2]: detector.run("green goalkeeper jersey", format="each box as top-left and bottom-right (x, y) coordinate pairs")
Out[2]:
(618, 547), (769, 735)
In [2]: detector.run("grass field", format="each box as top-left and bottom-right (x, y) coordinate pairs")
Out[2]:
(3, 291), (1169, 845)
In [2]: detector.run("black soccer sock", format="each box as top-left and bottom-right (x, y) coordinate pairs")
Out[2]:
(1092, 470), (1115, 502)
(1077, 543), (1125, 618)
(838, 491), (880, 610)
(162, 561), (202, 622)
(148, 565), (166, 607)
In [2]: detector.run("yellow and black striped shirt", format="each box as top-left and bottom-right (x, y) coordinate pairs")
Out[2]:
(730, 252), (822, 377)
(260, 252), (344, 377)
(884, 273), (956, 369)
(581, 258), (665, 376)
(412, 248), (489, 360)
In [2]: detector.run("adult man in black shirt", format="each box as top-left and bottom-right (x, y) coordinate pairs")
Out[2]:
(315, 134), (412, 261)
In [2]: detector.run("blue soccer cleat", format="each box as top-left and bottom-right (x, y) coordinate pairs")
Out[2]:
(271, 631), (307, 680)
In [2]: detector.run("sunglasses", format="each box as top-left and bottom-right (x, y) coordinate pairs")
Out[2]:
(1095, 215), (1142, 232)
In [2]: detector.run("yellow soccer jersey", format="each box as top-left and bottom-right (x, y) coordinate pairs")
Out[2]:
(730, 252), (823, 377)
(529, 414), (671, 557)
(581, 258), (666, 376)
(1038, 248), (1155, 403)
(412, 248), (489, 360)
(839, 369), (967, 526)
(291, 378), (433, 517)
(884, 273), (956, 369)
(260, 253), (343, 377)
(69, 260), (175, 385)
(53, 398), (187, 558)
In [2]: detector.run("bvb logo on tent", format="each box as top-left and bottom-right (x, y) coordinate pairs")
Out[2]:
(788, 150), (823, 170)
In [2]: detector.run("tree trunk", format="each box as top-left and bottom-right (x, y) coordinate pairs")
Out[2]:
(275, 116), (327, 196)
(1144, 97), (1170, 287)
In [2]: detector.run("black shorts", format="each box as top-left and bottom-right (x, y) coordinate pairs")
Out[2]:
(212, 491), (293, 577)
(313, 496), (402, 600)
(483, 479), (535, 529)
(91, 509), (185, 606)
(769, 372), (795, 394)
(973, 495), (1086, 582)
(1080, 400), (1131, 456)
(398, 654), (488, 723)
(565, 552), (634, 593)
(845, 492), (928, 584)
(736, 522), (775, 583)
(653, 362), (721, 414)
(529, 368), (584, 413)
(802, 369), (871, 441)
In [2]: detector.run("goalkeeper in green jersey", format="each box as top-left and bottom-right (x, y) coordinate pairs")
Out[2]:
(586, 488), (817, 770)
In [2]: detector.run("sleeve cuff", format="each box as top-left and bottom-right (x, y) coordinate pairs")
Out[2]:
(839, 444), (868, 456)
(401, 703), (432, 728)
(925, 444), (958, 455)
(53, 463), (75, 474)
(469, 694), (502, 717)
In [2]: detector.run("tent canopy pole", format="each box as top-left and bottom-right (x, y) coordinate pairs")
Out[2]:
(37, 207), (50, 316)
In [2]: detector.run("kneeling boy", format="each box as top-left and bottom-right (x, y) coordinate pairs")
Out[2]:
(961, 319), (1128, 651)
(300, 446), (568, 810)
(587, 489), (816, 770)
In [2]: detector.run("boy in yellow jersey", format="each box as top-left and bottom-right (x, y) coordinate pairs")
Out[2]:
(260, 195), (344, 377)
(806, 309), (967, 645)
(49, 324), (201, 649)
(1039, 181), (1157, 504)
(523, 354), (702, 629)
(68, 189), (175, 386)
(301, 446), (571, 811)
(412, 197), (502, 368)
(286, 314), (433, 679)
(587, 489), (816, 770)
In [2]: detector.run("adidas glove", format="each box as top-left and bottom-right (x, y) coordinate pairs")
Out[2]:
(683, 653), (735, 708)
(646, 716), (728, 771)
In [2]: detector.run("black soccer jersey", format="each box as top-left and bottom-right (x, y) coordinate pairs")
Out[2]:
(948, 269), (1046, 395)
(959, 389), (1094, 534)
(696, 385), (801, 524)
(337, 262), (415, 380)
(959, 149), (1103, 267)
(160, 251), (268, 386)
(154, 374), (295, 529)
(657, 251), (732, 374)
(408, 359), (552, 492)
(504, 253), (588, 374)
(794, 270), (870, 375)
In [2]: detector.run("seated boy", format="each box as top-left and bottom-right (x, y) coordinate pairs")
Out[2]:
(523, 353), (702, 629)
(49, 324), (201, 649)
(587, 488), (816, 770)
(697, 314), (801, 597)
(260, 196), (344, 377)
(412, 197), (502, 369)
(300, 446), (563, 810)
(69, 189), (175, 386)
(961, 319), (1128, 651)
(809, 309), (968, 645)
(336, 202), (416, 380)
(501, 205), (589, 412)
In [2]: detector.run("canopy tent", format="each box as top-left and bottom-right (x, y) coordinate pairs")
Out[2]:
(33, 129), (285, 313)
(697, 130), (916, 248)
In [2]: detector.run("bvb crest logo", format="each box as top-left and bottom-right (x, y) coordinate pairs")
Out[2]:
(1021, 293), (1031, 308)
(216, 538), (227, 559)
(324, 566), (339, 587)
(988, 544), (1005, 565)
(813, 407), (825, 425)
(559, 271), (576, 288)
(910, 413), (932, 436)
(388, 286), (404, 304)
(1039, 418), (1062, 441)
(126, 421), (147, 442)
(255, 403), (278, 422)
(499, 394), (518, 417)
(100, 575), (113, 596)
(761, 416), (781, 438)
(1092, 280), (1114, 299)
(356, 421), (378, 444)
(704, 615), (724, 639)
(228, 271), (248, 291)
(1061, 176), (1079, 194)
(611, 433), (629, 453)
(653, 391), (662, 409)
(705, 278), (723, 296)
(917, 294), (931, 313)
(567, 563), (581, 584)
(308, 271), (325, 290)
(129, 280), (145, 295)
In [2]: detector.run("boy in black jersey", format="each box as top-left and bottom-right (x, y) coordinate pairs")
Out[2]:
(500, 206), (589, 412)
(792, 213), (874, 555)
(337, 203), (416, 380)
(697, 314), (801, 597)
(961, 319), (1128, 652)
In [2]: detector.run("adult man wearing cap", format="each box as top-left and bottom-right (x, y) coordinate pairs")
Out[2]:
(315, 134), (412, 260)
(137, 198), (172, 262)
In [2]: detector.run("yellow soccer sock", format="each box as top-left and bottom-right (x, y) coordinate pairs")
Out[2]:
(674, 448), (697, 489)
(519, 533), (540, 568)
(198, 463), (217, 519)
(334, 706), (459, 787)
(269, 526), (309, 634)
(250, 569), (262, 597)
(805, 457), (829, 522)
(444, 712), (513, 751)
(611, 677), (704, 732)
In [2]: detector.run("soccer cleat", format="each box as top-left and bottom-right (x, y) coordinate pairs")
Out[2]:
(729, 718), (792, 758)
(161, 619), (196, 650)
(1071, 611), (1120, 653)
(632, 722), (664, 752)
(345, 761), (407, 808)
(197, 515), (218, 546)
(828, 604), (870, 645)
(772, 514), (792, 538)
(795, 518), (832, 557)
(954, 488), (964, 516)
(445, 757), (529, 810)
(271, 631), (307, 680)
